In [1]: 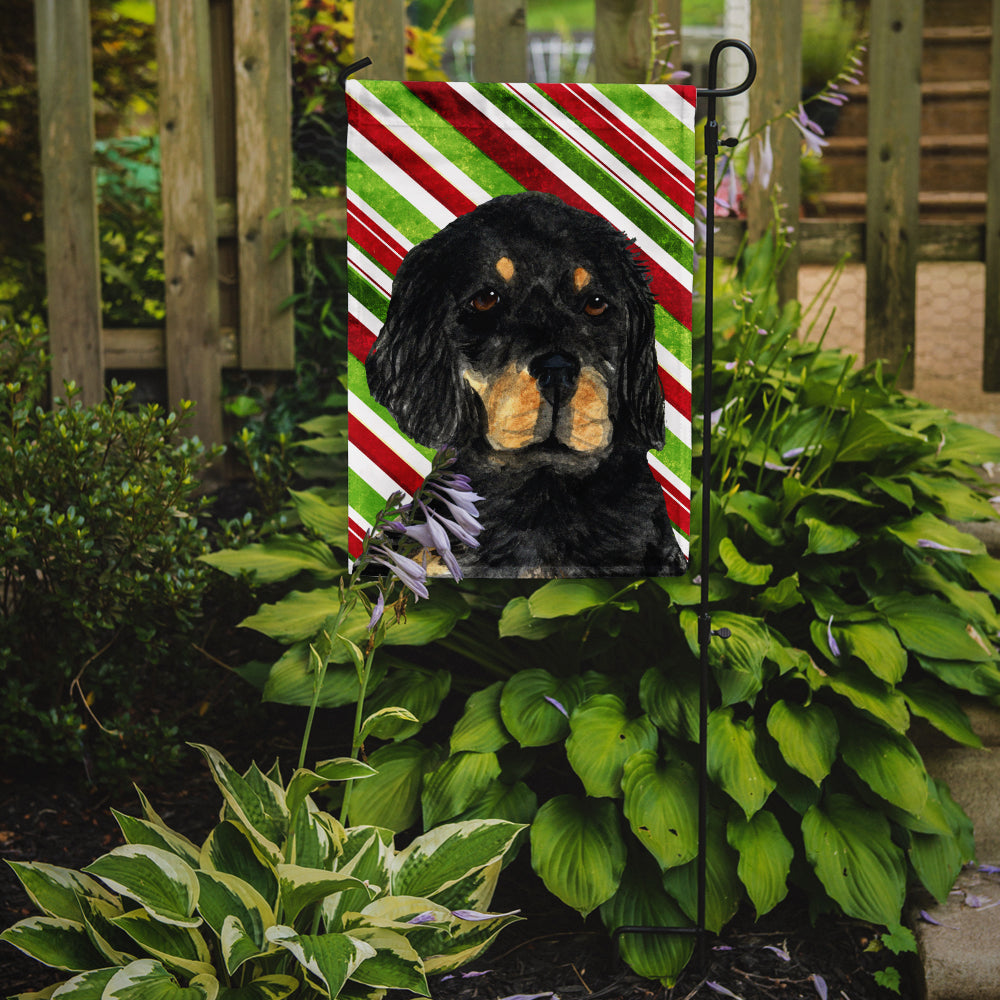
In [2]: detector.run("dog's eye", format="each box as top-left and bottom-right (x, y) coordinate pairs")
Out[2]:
(584, 296), (609, 317)
(472, 289), (500, 312)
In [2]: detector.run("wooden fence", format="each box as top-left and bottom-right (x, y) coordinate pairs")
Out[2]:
(33, 0), (1000, 445)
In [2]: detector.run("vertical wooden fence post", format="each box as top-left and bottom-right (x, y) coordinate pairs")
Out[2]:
(864, 0), (923, 389)
(746, 0), (801, 305)
(233, 0), (294, 370)
(594, 0), (654, 83)
(983, 0), (1000, 390)
(34, 0), (104, 405)
(474, 0), (527, 81)
(354, 0), (406, 80)
(157, 0), (223, 445)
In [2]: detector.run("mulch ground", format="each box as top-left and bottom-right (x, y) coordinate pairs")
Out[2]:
(1, 739), (913, 1000)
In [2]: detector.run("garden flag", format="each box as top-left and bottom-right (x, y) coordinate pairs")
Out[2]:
(346, 80), (695, 578)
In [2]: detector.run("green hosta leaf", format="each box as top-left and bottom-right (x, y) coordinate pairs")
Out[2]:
(103, 959), (218, 1000)
(111, 908), (214, 978)
(901, 680), (982, 748)
(497, 597), (565, 639)
(499, 670), (584, 747)
(0, 916), (107, 971)
(288, 489), (349, 547)
(200, 822), (278, 910)
(277, 865), (374, 925)
(967, 553), (1000, 597)
(909, 828), (965, 905)
(599, 852), (694, 987)
(621, 751), (698, 871)
(362, 667), (451, 740)
(530, 795), (626, 917)
(875, 594), (995, 662)
(718, 537), (772, 585)
(453, 779), (538, 827)
(450, 682), (511, 754)
(661, 810), (741, 933)
(802, 793), (906, 926)
(112, 812), (201, 868)
(527, 578), (620, 617)
(285, 759), (376, 822)
(216, 975), (299, 1000)
(911, 562), (1000, 633)
(724, 490), (784, 546)
(566, 695), (658, 798)
(839, 718), (929, 816)
(765, 700), (838, 786)
(727, 811), (793, 917)
(755, 573), (805, 614)
(393, 820), (524, 900)
(200, 536), (340, 584)
(886, 511), (985, 556)
(809, 661), (910, 732)
(265, 926), (375, 997)
(421, 751), (502, 829)
(906, 473), (998, 522)
(38, 966), (118, 998)
(916, 655), (1000, 697)
(936, 421), (1000, 464)
(707, 708), (776, 818)
(639, 664), (699, 742)
(83, 846), (200, 928)
(191, 746), (287, 862)
(260, 644), (388, 709)
(346, 926), (428, 994)
(4, 862), (118, 922)
(347, 740), (442, 832)
(681, 611), (770, 706)
(195, 871), (273, 974)
(359, 706), (421, 743)
(866, 474), (914, 509)
(835, 410), (927, 463)
(835, 621), (907, 684)
(803, 517), (859, 556)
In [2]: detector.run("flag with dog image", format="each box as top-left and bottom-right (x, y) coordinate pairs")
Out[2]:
(347, 80), (695, 579)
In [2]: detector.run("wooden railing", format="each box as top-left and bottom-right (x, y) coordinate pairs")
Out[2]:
(32, 0), (1000, 445)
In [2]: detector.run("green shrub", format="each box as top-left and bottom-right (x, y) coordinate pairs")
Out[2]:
(0, 317), (220, 783)
(1, 743), (524, 998)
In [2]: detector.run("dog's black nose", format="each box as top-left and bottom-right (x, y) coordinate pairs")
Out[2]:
(529, 352), (579, 391)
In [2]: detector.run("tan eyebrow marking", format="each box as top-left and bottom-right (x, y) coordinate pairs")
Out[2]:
(573, 267), (591, 291)
(496, 256), (515, 282)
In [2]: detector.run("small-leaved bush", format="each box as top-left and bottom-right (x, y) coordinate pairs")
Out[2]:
(203, 231), (1000, 985)
(1, 743), (524, 998)
(0, 317), (219, 783)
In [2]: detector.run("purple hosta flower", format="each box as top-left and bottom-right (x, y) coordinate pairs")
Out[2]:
(827, 616), (842, 657)
(715, 156), (742, 216)
(369, 544), (429, 600)
(441, 970), (493, 982)
(792, 104), (828, 157)
(917, 538), (973, 555)
(746, 125), (774, 191)
(451, 908), (521, 921)
(763, 944), (791, 962)
(407, 911), (438, 925)
(367, 589), (385, 631)
(707, 983), (742, 999)
(812, 974), (828, 1000)
(544, 695), (569, 718)
(979, 864), (1000, 874)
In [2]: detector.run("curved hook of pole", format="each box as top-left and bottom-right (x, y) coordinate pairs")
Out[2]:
(337, 56), (373, 91)
(697, 38), (757, 99)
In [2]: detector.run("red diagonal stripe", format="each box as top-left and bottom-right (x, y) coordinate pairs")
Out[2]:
(659, 367), (692, 420)
(348, 413), (426, 497)
(348, 315), (377, 364)
(347, 201), (408, 277)
(407, 83), (691, 331)
(537, 84), (695, 217)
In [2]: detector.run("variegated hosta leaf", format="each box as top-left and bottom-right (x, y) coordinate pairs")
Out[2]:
(422, 907), (522, 975)
(424, 859), (501, 916)
(285, 760), (375, 824)
(727, 810), (793, 918)
(529, 795), (626, 917)
(765, 700), (838, 786)
(345, 926), (429, 995)
(110, 908), (214, 979)
(190, 745), (287, 863)
(450, 681), (511, 754)
(102, 958), (218, 999)
(112, 810), (202, 868)
(44, 966), (118, 997)
(288, 801), (344, 870)
(621, 751), (699, 871)
(4, 861), (118, 922)
(77, 894), (136, 966)
(802, 793), (906, 926)
(706, 707), (776, 819)
(0, 916), (107, 972)
(265, 926), (376, 998)
(599, 852), (694, 987)
(83, 846), (200, 928)
(214, 974), (300, 1000)
(391, 820), (524, 901)
(195, 871), (274, 974)
(565, 695), (658, 799)
(276, 865), (375, 925)
(200, 822), (278, 910)
(322, 829), (393, 931)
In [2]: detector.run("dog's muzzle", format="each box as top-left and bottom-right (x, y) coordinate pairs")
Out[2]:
(529, 351), (580, 394)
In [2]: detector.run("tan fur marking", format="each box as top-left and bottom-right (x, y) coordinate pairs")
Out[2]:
(573, 267), (591, 291)
(559, 366), (611, 452)
(464, 365), (547, 450)
(496, 256), (515, 282)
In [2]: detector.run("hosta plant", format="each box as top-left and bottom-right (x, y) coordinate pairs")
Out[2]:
(1, 744), (523, 999)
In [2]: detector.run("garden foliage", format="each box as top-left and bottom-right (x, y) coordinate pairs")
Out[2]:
(203, 232), (1000, 984)
(1, 744), (524, 999)
(0, 317), (219, 781)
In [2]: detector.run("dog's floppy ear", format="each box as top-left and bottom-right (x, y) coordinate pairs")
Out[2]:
(616, 243), (665, 451)
(365, 234), (477, 449)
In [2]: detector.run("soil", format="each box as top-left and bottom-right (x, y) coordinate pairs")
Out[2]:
(0, 740), (913, 1000)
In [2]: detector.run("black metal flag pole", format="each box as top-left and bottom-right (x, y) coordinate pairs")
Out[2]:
(613, 38), (756, 973)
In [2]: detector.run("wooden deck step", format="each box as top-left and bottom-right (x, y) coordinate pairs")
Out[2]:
(814, 190), (987, 222)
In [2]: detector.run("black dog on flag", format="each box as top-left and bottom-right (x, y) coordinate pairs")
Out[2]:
(365, 191), (686, 578)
